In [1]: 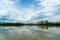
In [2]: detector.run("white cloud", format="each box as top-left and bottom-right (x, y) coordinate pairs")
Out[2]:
(0, 0), (60, 22)
(41, 15), (60, 22)
(37, 0), (60, 15)
(0, 10), (8, 15)
(34, 0), (60, 22)
(41, 0), (60, 7)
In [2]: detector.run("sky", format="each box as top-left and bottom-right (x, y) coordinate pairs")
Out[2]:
(0, 0), (60, 23)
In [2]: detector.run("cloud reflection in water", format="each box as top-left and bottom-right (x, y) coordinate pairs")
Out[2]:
(0, 26), (60, 40)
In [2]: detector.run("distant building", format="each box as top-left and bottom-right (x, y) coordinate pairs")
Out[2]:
(37, 20), (48, 24)
(37, 21), (45, 24)
(45, 20), (48, 24)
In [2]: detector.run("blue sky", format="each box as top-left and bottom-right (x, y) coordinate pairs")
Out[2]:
(0, 0), (60, 23)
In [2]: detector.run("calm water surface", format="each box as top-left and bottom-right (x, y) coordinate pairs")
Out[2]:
(0, 26), (60, 40)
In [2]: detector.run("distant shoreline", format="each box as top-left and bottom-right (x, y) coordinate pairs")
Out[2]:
(0, 22), (60, 26)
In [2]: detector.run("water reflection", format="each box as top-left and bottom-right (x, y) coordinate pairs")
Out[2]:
(38, 25), (49, 29)
(0, 26), (60, 40)
(37, 25), (60, 29)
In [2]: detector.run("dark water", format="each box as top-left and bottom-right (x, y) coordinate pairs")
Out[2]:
(0, 26), (60, 40)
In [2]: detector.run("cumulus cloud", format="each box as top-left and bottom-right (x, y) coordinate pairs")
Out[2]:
(31, 0), (60, 22)
(0, 0), (60, 22)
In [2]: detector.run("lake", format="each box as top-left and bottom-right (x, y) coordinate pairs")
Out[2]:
(0, 26), (60, 40)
